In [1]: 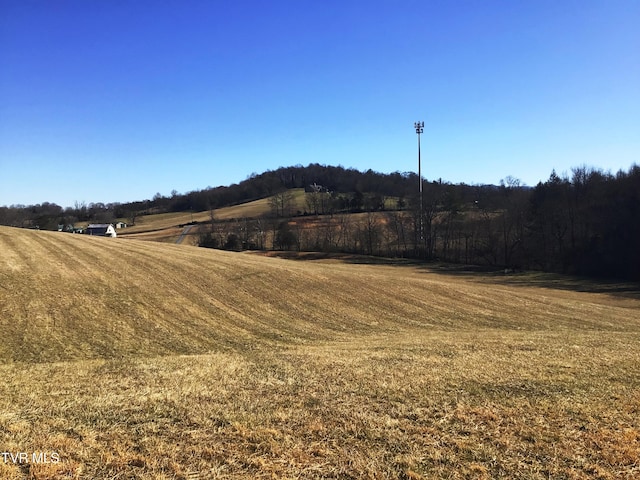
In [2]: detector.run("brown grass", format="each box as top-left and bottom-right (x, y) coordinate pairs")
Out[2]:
(214, 188), (307, 220)
(118, 190), (397, 245)
(1, 226), (639, 478)
(121, 189), (307, 237)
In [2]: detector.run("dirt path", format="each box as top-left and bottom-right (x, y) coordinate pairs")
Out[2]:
(176, 225), (194, 244)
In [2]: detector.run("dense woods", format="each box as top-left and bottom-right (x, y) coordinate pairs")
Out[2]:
(2, 163), (638, 280)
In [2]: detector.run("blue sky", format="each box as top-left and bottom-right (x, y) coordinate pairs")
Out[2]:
(1, 1), (638, 208)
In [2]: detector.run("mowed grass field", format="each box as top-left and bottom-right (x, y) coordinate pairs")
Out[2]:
(1, 226), (639, 479)
(120, 189), (307, 241)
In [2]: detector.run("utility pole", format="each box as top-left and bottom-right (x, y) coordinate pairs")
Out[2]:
(414, 121), (424, 251)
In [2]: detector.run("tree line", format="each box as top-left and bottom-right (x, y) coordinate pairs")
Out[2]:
(2, 163), (638, 280)
(198, 164), (640, 281)
(0, 164), (419, 228)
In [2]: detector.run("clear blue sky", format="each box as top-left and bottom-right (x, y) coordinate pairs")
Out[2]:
(1, 1), (638, 208)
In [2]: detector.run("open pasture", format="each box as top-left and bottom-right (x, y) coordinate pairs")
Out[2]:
(1, 226), (639, 478)
(120, 189), (307, 237)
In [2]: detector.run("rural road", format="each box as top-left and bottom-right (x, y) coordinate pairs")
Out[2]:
(176, 225), (194, 244)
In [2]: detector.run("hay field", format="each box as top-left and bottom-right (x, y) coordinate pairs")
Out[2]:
(214, 189), (307, 221)
(1, 226), (639, 479)
(122, 189), (306, 237)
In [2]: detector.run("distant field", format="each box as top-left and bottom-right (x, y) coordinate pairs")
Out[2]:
(1, 226), (639, 479)
(121, 189), (306, 235)
(119, 189), (399, 246)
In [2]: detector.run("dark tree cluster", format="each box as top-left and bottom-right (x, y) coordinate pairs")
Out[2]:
(526, 165), (640, 279)
(0, 201), (136, 230)
(148, 164), (422, 215)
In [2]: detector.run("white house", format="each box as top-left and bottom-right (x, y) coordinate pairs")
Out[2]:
(86, 224), (117, 237)
(115, 222), (127, 229)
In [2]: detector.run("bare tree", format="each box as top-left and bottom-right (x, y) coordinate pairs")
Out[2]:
(269, 190), (294, 217)
(498, 176), (527, 269)
(254, 217), (267, 250)
(363, 212), (381, 255)
(338, 214), (352, 251)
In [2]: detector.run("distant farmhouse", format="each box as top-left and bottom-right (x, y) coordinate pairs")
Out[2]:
(115, 221), (127, 229)
(86, 224), (117, 237)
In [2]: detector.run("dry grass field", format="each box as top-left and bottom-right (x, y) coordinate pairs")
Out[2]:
(1, 226), (639, 479)
(121, 189), (307, 240)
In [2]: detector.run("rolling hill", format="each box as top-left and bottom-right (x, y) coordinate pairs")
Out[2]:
(116, 188), (308, 244)
(2, 226), (637, 364)
(1, 225), (639, 479)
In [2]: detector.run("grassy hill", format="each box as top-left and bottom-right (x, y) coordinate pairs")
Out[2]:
(4, 226), (637, 363)
(1, 226), (639, 478)
(122, 189), (306, 229)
